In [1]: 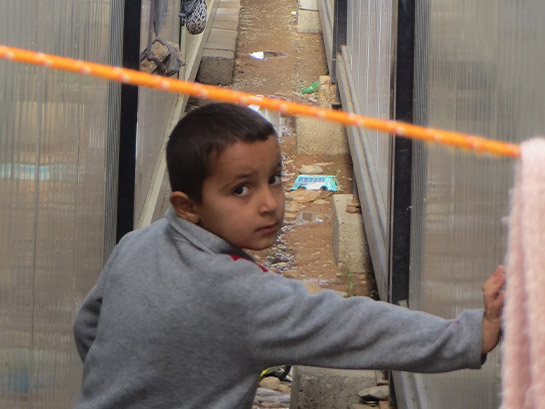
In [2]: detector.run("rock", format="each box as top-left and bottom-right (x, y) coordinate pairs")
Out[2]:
(140, 40), (183, 76)
(288, 190), (322, 203)
(260, 401), (290, 408)
(283, 271), (298, 279)
(298, 164), (324, 174)
(285, 201), (302, 213)
(257, 394), (290, 403)
(346, 199), (362, 214)
(277, 383), (291, 394)
(358, 385), (389, 402)
(260, 376), (281, 390)
(256, 387), (285, 397)
(302, 281), (322, 294)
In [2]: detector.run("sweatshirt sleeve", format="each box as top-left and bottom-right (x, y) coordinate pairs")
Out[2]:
(246, 272), (484, 374)
(73, 244), (121, 362)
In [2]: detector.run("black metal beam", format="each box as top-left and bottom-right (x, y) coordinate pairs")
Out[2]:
(117, 1), (142, 242)
(331, 0), (347, 83)
(390, 0), (415, 305)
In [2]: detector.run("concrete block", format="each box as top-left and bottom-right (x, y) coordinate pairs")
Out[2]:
(290, 366), (376, 409)
(216, 0), (241, 9)
(197, 49), (235, 85)
(215, 7), (241, 19)
(332, 194), (372, 274)
(295, 116), (348, 155)
(212, 13), (240, 30)
(197, 0), (241, 86)
(297, 9), (322, 33)
(205, 28), (238, 52)
(318, 75), (337, 108)
(299, 0), (318, 11)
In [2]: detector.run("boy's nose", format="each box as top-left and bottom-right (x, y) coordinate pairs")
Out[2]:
(259, 187), (280, 214)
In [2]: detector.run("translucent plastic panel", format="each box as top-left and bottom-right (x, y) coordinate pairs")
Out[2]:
(346, 0), (393, 217)
(134, 0), (181, 224)
(0, 1), (122, 407)
(411, 1), (545, 408)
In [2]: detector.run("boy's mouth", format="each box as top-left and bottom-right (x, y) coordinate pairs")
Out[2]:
(256, 223), (279, 234)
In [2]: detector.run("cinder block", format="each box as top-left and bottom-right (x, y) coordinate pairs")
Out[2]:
(299, 0), (318, 11)
(216, 0), (241, 9)
(332, 194), (372, 274)
(290, 366), (376, 409)
(295, 116), (348, 155)
(317, 75), (337, 108)
(205, 28), (238, 52)
(297, 9), (322, 33)
(213, 10), (240, 31)
(197, 0), (241, 86)
(197, 49), (235, 85)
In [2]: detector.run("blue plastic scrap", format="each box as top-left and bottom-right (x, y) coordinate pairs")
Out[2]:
(290, 175), (339, 192)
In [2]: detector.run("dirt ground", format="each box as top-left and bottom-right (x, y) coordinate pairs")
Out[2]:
(226, 0), (377, 298)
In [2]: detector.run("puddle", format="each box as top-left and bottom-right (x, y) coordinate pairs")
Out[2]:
(249, 51), (288, 60)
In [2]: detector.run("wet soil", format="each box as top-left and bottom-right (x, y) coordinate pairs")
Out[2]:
(228, 0), (377, 298)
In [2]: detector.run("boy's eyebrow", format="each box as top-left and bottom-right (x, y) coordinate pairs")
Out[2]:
(272, 160), (283, 171)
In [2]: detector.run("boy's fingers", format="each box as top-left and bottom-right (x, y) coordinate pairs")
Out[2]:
(483, 265), (505, 298)
(482, 265), (506, 320)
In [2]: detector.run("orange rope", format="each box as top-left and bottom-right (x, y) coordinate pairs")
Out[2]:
(0, 44), (521, 158)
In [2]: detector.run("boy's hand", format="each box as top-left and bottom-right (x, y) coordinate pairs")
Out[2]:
(481, 265), (505, 354)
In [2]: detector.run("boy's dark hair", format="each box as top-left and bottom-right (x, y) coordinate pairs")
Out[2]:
(166, 102), (277, 203)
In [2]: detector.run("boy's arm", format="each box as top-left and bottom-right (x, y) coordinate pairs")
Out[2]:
(481, 265), (505, 354)
(245, 269), (489, 373)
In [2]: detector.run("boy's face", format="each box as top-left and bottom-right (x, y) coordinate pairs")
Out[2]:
(192, 135), (285, 250)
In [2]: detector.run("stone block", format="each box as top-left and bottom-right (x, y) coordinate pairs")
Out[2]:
(299, 0), (319, 11)
(290, 366), (377, 409)
(197, 49), (235, 85)
(205, 28), (238, 52)
(332, 194), (372, 274)
(217, 0), (241, 8)
(318, 75), (337, 108)
(295, 116), (348, 155)
(297, 9), (321, 33)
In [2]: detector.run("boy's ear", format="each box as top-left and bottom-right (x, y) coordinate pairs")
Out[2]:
(169, 191), (200, 224)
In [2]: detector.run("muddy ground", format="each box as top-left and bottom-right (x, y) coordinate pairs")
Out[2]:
(227, 0), (377, 298)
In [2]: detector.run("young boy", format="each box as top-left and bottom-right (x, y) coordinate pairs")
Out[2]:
(73, 103), (504, 409)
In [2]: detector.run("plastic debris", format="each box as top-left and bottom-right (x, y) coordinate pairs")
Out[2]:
(249, 51), (287, 60)
(249, 51), (264, 60)
(290, 175), (339, 191)
(301, 80), (320, 94)
(295, 212), (323, 225)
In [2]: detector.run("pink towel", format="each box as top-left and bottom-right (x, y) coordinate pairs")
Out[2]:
(503, 138), (545, 409)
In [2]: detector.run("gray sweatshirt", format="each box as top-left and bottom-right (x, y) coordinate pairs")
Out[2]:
(73, 207), (485, 409)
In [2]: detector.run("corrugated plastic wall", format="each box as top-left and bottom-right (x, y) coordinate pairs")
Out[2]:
(343, 0), (394, 298)
(134, 0), (182, 226)
(0, 1), (122, 407)
(410, 1), (545, 407)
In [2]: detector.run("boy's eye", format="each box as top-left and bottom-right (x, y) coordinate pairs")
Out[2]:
(269, 175), (282, 186)
(234, 185), (249, 196)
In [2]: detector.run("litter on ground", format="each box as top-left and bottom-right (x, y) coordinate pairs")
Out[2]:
(290, 175), (339, 192)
